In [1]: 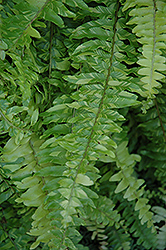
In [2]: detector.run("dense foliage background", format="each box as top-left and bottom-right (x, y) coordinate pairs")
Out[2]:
(0, 0), (166, 249)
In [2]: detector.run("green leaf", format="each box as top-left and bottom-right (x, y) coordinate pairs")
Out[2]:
(82, 186), (99, 199)
(62, 0), (88, 9)
(26, 0), (46, 8)
(64, 237), (77, 249)
(44, 7), (64, 27)
(32, 204), (48, 221)
(21, 183), (43, 201)
(76, 174), (93, 186)
(115, 178), (129, 193)
(42, 178), (61, 191)
(141, 211), (153, 225)
(66, 102), (81, 109)
(139, 205), (151, 219)
(35, 166), (66, 176)
(0, 188), (14, 204)
(0, 40), (8, 50)
(70, 197), (82, 207)
(58, 178), (73, 187)
(31, 109), (39, 126)
(152, 206), (166, 218)
(74, 187), (88, 199)
(16, 175), (41, 189)
(21, 195), (45, 207)
(109, 171), (122, 182)
(56, 60), (70, 70)
(0, 50), (6, 60)
(26, 25), (41, 38)
(15, 131), (24, 145)
(47, 104), (66, 112)
(135, 198), (149, 211)
(30, 241), (40, 249)
(58, 188), (71, 199)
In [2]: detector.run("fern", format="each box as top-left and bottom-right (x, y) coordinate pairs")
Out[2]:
(0, 0), (166, 249)
(123, 0), (166, 98)
(152, 203), (166, 250)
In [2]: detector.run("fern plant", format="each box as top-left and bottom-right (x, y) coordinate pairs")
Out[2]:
(0, 0), (166, 249)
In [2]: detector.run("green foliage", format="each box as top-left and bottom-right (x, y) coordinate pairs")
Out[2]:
(152, 201), (166, 250)
(0, 0), (165, 249)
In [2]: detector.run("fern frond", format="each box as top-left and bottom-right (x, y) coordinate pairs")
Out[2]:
(116, 195), (157, 249)
(110, 129), (155, 230)
(80, 196), (130, 250)
(152, 206), (166, 250)
(1, 134), (55, 249)
(124, 0), (166, 97)
(106, 226), (131, 250)
(32, 1), (141, 248)
(137, 83), (166, 187)
(0, 149), (39, 249)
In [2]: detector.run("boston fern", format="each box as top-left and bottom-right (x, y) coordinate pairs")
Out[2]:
(0, 0), (166, 249)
